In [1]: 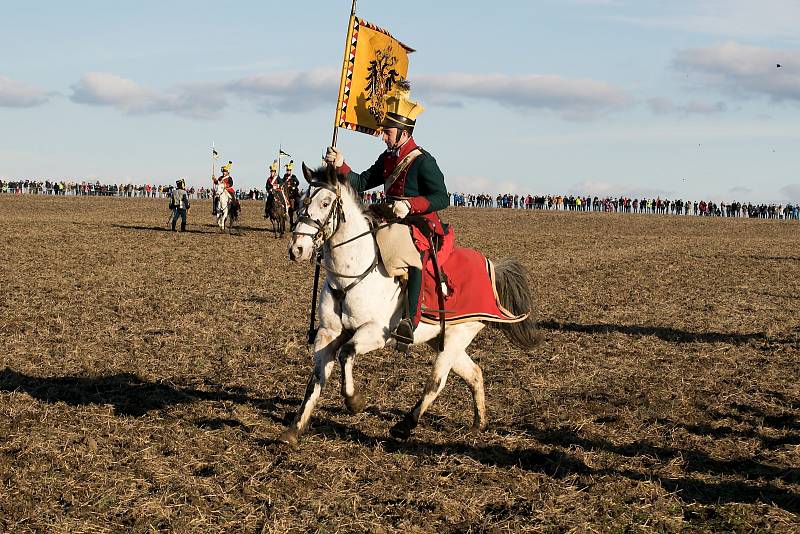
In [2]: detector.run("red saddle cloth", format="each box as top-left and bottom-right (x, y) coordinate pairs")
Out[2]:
(411, 227), (529, 325)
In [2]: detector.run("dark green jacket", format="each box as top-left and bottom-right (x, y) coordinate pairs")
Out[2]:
(340, 139), (448, 215)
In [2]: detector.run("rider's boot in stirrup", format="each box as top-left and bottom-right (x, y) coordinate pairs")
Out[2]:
(393, 266), (422, 353)
(392, 318), (415, 353)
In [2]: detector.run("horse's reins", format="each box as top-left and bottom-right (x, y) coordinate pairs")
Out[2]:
(292, 180), (384, 290)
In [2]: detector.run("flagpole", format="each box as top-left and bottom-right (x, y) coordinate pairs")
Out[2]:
(310, 0), (357, 345)
(211, 141), (216, 179)
(331, 0), (358, 148)
(278, 144), (282, 181)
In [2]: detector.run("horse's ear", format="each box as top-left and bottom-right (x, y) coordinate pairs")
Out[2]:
(301, 162), (314, 183)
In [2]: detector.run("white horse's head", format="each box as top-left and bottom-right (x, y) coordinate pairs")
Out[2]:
(215, 181), (227, 197)
(289, 163), (346, 262)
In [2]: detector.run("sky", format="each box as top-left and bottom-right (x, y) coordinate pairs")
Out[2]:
(1, 0), (799, 203)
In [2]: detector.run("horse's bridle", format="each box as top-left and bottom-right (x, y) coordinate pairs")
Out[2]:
(291, 180), (379, 293)
(291, 180), (346, 250)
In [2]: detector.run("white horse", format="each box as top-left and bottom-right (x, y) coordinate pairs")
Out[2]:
(279, 164), (540, 448)
(215, 181), (236, 231)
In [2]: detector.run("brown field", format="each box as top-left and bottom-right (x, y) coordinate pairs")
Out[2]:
(1, 195), (798, 533)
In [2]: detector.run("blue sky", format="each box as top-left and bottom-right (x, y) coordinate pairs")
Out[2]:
(2, 0), (799, 202)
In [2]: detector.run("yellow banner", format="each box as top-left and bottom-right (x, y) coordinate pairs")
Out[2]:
(336, 16), (414, 136)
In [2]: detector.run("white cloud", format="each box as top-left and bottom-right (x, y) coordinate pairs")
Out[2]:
(225, 68), (338, 113)
(674, 42), (800, 103)
(70, 73), (227, 119)
(415, 73), (628, 120)
(230, 69), (629, 119)
(647, 96), (727, 115)
(65, 68), (629, 121)
(729, 186), (753, 194)
(0, 76), (51, 108)
(779, 184), (800, 202)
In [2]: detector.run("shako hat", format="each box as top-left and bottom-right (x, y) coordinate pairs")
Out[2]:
(176, 179), (185, 188)
(221, 161), (233, 173)
(381, 83), (424, 130)
(269, 160), (278, 172)
(285, 160), (294, 173)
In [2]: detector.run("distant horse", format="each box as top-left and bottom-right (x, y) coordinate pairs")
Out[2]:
(285, 182), (302, 226)
(265, 188), (289, 238)
(279, 164), (541, 448)
(215, 182), (238, 231)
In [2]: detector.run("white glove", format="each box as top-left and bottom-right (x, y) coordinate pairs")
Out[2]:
(391, 200), (411, 218)
(324, 146), (344, 168)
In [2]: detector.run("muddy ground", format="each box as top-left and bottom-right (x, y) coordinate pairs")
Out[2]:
(0, 195), (798, 533)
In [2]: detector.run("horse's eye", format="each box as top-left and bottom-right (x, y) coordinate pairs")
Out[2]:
(321, 201), (330, 208)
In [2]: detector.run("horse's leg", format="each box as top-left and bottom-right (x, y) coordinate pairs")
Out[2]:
(450, 350), (487, 433)
(278, 327), (348, 449)
(390, 322), (483, 440)
(338, 321), (386, 414)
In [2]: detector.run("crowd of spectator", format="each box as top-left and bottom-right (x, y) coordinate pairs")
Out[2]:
(452, 193), (799, 220)
(0, 179), (267, 201)
(2, 178), (798, 220)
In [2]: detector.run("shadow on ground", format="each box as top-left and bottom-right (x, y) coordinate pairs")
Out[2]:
(539, 320), (798, 346)
(0, 367), (294, 422)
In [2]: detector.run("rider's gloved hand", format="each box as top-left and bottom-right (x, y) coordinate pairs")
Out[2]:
(324, 146), (344, 169)
(391, 199), (411, 218)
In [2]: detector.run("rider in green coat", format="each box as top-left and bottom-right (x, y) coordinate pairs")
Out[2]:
(325, 88), (448, 349)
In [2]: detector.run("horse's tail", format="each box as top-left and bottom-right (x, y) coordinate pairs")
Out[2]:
(491, 258), (543, 352)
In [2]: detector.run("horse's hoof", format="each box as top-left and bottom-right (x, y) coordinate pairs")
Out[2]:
(469, 422), (488, 435)
(389, 419), (413, 441)
(277, 428), (300, 450)
(344, 393), (367, 414)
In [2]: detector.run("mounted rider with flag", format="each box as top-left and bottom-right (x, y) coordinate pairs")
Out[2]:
(215, 161), (240, 216)
(325, 85), (448, 348)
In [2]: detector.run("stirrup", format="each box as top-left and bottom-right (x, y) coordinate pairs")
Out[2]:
(392, 319), (414, 353)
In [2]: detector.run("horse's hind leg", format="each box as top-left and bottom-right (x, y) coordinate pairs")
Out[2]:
(451, 350), (487, 433)
(390, 350), (453, 440)
(278, 327), (347, 448)
(338, 322), (386, 414)
(390, 322), (483, 440)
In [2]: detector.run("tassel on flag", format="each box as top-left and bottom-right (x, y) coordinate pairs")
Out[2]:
(212, 148), (219, 159)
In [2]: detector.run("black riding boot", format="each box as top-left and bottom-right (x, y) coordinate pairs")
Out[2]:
(393, 267), (422, 352)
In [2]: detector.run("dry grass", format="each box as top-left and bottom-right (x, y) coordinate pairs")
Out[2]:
(0, 195), (798, 533)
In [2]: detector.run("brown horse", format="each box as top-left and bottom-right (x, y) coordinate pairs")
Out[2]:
(265, 188), (289, 238)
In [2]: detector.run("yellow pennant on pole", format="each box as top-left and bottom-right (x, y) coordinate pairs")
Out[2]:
(335, 16), (414, 136)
